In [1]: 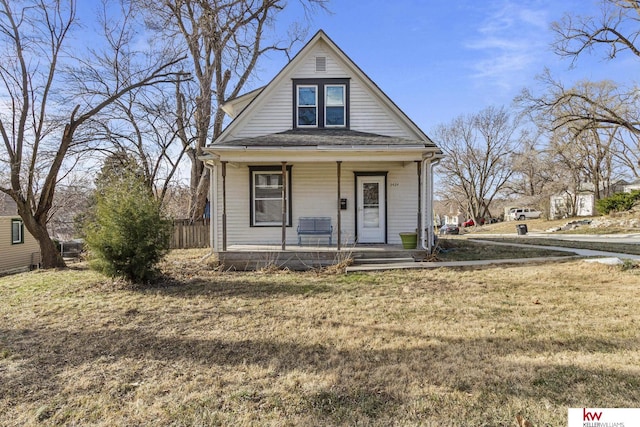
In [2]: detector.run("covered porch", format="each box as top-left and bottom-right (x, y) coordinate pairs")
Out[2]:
(202, 130), (442, 270)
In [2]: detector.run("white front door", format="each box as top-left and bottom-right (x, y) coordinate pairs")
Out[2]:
(356, 175), (386, 243)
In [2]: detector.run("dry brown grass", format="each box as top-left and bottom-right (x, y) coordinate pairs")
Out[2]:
(2, 250), (640, 426)
(469, 217), (599, 234)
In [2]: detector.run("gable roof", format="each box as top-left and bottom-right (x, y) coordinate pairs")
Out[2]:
(211, 30), (438, 151)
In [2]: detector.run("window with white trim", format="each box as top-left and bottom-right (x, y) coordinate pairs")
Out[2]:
(250, 166), (292, 226)
(11, 219), (24, 244)
(297, 85), (317, 127)
(293, 79), (349, 129)
(325, 85), (345, 127)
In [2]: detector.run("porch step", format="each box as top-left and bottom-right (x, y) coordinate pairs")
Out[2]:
(350, 249), (425, 260)
(353, 257), (416, 265)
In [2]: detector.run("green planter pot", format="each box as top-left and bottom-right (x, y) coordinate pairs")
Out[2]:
(399, 232), (417, 249)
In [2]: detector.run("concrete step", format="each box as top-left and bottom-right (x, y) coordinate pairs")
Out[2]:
(353, 257), (416, 265)
(351, 250), (425, 260)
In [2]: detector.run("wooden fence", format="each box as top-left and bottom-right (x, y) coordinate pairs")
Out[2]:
(170, 219), (210, 249)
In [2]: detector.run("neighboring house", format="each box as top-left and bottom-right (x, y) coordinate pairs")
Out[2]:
(201, 30), (442, 259)
(549, 180), (628, 219)
(624, 179), (640, 193)
(550, 192), (596, 219)
(0, 193), (40, 274)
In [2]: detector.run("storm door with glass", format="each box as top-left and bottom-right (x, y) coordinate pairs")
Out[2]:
(356, 175), (386, 243)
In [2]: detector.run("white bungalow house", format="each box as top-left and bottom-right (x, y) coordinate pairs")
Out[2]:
(549, 180), (629, 219)
(0, 193), (40, 274)
(201, 30), (442, 269)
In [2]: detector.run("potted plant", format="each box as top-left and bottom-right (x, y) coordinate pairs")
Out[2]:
(399, 232), (417, 249)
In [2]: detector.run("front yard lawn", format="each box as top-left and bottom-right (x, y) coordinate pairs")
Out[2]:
(1, 249), (639, 426)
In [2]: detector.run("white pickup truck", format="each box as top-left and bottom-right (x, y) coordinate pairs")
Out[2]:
(509, 208), (542, 221)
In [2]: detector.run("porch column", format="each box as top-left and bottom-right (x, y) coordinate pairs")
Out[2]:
(221, 161), (227, 251)
(281, 161), (287, 250)
(416, 161), (422, 244)
(337, 161), (342, 251)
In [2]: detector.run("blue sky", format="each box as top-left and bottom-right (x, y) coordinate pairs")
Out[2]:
(73, 0), (635, 134)
(253, 0), (636, 133)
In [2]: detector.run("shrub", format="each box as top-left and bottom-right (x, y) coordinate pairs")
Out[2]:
(596, 190), (640, 215)
(85, 174), (171, 283)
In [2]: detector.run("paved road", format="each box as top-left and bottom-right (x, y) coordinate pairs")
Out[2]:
(525, 232), (640, 245)
(470, 232), (640, 245)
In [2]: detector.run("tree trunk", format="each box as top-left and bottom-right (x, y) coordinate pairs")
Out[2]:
(26, 216), (66, 269)
(192, 167), (210, 221)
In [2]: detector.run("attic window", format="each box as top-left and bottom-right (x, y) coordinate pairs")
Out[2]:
(315, 56), (326, 72)
(293, 78), (350, 129)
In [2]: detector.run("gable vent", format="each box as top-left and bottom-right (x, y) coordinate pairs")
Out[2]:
(315, 56), (326, 72)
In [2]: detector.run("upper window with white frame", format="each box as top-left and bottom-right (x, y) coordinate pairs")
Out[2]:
(293, 79), (349, 129)
(325, 85), (345, 127)
(11, 219), (24, 244)
(297, 85), (318, 127)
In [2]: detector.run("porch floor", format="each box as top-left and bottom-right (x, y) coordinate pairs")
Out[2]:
(225, 244), (420, 251)
(216, 244), (427, 271)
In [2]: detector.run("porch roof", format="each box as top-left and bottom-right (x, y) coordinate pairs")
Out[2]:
(210, 128), (438, 149)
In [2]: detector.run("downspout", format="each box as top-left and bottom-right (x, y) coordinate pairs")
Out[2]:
(428, 157), (441, 252)
(420, 153), (437, 251)
(199, 156), (218, 260)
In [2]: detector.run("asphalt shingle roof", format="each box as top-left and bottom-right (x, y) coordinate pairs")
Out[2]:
(211, 128), (436, 148)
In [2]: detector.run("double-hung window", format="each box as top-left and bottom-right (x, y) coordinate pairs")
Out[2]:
(293, 79), (349, 129)
(11, 219), (24, 244)
(325, 85), (345, 127)
(250, 166), (292, 226)
(297, 86), (318, 127)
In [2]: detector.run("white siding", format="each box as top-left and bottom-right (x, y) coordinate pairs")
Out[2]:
(0, 217), (40, 273)
(229, 79), (292, 139)
(291, 41), (347, 78)
(349, 79), (413, 138)
(214, 161), (422, 247)
(227, 41), (417, 141)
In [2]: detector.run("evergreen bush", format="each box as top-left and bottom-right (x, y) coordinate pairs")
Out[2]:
(595, 190), (640, 214)
(85, 173), (171, 283)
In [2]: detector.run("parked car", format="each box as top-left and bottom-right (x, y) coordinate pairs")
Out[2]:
(439, 224), (460, 235)
(509, 208), (542, 221)
(462, 218), (485, 227)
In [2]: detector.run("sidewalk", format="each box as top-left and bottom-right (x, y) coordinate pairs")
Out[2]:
(345, 238), (639, 273)
(468, 238), (640, 260)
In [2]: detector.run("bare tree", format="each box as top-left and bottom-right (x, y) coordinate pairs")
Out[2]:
(434, 106), (519, 223)
(546, 0), (640, 175)
(94, 84), (191, 209)
(143, 0), (329, 221)
(508, 127), (556, 201)
(520, 79), (627, 201)
(0, 0), (184, 268)
(552, 0), (640, 65)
